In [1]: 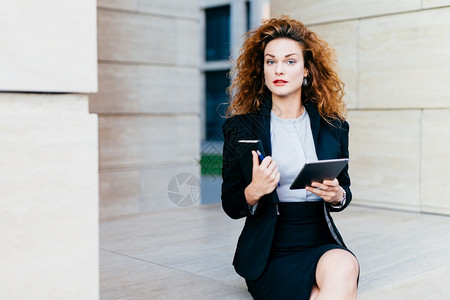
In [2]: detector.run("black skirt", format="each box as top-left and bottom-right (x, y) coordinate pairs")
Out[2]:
(245, 202), (348, 300)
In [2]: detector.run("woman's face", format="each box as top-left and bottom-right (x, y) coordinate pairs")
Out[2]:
(263, 38), (307, 100)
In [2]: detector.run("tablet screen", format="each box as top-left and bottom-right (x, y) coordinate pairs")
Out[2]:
(289, 158), (348, 190)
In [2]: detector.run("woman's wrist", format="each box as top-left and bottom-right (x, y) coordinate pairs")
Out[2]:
(330, 187), (346, 208)
(245, 183), (262, 206)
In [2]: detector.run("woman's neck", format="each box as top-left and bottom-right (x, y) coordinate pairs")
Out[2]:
(271, 95), (304, 119)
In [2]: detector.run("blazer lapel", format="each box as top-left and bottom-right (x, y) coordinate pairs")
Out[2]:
(250, 96), (279, 204)
(256, 115), (271, 156)
(252, 94), (272, 156)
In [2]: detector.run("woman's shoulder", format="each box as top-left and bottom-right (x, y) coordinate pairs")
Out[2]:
(305, 99), (349, 131)
(327, 117), (349, 130)
(320, 117), (349, 140)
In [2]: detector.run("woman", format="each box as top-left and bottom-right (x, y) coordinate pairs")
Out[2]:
(221, 17), (359, 299)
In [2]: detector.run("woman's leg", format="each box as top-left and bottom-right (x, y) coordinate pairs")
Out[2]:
(312, 249), (359, 300)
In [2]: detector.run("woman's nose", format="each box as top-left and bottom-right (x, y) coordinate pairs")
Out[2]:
(275, 63), (285, 75)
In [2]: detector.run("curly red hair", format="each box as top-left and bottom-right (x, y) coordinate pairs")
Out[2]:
(226, 16), (346, 120)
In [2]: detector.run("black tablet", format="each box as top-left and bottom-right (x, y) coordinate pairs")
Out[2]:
(289, 158), (348, 190)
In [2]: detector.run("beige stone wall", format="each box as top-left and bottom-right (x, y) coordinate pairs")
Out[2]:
(93, 1), (201, 218)
(271, 2), (450, 214)
(0, 1), (99, 298)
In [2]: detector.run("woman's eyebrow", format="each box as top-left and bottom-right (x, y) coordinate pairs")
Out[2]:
(264, 53), (299, 58)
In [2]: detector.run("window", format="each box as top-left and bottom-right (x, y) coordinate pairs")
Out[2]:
(205, 5), (230, 61)
(246, 1), (251, 31)
(204, 5), (231, 140)
(205, 71), (229, 140)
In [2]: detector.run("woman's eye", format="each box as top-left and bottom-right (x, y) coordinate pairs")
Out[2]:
(287, 59), (296, 65)
(266, 60), (275, 65)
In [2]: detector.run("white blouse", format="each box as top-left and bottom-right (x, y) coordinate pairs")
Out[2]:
(270, 110), (322, 202)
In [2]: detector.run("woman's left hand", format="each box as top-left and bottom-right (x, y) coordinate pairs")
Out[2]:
(305, 178), (343, 206)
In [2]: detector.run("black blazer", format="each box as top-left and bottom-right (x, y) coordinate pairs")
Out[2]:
(221, 96), (352, 280)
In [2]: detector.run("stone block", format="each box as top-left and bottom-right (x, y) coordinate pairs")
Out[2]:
(99, 115), (200, 168)
(347, 110), (421, 211)
(98, 10), (199, 66)
(98, 0), (138, 11)
(0, 93), (89, 114)
(309, 21), (358, 109)
(99, 170), (141, 217)
(270, 0), (421, 25)
(89, 63), (200, 114)
(421, 109), (450, 215)
(0, 0), (97, 92)
(100, 164), (201, 218)
(175, 15), (201, 66)
(98, 0), (199, 19)
(0, 94), (98, 299)
(359, 8), (450, 108)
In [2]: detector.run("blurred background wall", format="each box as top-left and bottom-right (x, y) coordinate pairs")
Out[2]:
(271, 0), (450, 215)
(92, 1), (201, 218)
(0, 0), (98, 298)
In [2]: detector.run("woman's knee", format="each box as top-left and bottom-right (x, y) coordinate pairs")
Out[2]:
(309, 284), (320, 300)
(334, 250), (359, 278)
(318, 249), (359, 280)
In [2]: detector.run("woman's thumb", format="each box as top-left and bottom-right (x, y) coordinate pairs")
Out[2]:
(251, 150), (259, 171)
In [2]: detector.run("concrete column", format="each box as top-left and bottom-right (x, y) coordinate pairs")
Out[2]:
(0, 0), (99, 297)
(231, 0), (248, 60)
(250, 0), (270, 29)
(0, 94), (99, 299)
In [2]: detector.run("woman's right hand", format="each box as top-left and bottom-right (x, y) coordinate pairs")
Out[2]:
(244, 150), (280, 206)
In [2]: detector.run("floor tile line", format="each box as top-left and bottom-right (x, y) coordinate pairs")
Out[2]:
(99, 247), (241, 288)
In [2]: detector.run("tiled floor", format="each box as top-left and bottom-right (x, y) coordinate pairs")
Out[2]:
(100, 204), (450, 299)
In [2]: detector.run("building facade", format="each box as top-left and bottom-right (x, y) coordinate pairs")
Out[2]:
(92, 0), (201, 218)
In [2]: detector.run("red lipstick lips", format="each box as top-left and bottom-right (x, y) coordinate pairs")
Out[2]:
(273, 79), (288, 86)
